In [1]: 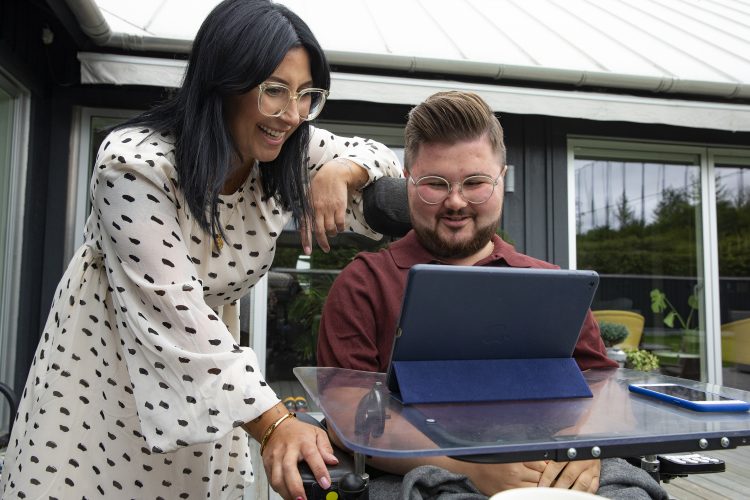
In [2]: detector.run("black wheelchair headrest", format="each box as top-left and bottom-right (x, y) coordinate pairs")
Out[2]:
(362, 177), (411, 238)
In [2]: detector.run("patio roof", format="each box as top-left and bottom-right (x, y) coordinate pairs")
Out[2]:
(66, 0), (750, 132)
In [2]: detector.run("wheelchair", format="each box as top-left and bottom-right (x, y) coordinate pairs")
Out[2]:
(298, 177), (726, 499)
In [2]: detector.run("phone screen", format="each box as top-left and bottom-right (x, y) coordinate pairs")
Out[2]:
(644, 385), (732, 402)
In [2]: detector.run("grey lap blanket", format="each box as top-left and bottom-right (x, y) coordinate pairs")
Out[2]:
(368, 458), (669, 500)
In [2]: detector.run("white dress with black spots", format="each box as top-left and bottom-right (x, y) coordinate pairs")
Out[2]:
(0, 126), (402, 499)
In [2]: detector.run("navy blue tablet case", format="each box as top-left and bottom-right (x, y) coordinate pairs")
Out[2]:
(385, 265), (599, 404)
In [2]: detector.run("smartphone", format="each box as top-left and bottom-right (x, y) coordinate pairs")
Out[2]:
(628, 383), (750, 412)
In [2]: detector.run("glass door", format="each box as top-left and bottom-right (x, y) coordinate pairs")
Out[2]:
(0, 71), (29, 430)
(66, 108), (138, 262)
(570, 141), (708, 381)
(254, 120), (405, 414)
(0, 87), (12, 373)
(712, 153), (750, 390)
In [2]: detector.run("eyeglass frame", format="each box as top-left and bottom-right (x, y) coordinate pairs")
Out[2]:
(257, 82), (330, 121)
(408, 168), (506, 205)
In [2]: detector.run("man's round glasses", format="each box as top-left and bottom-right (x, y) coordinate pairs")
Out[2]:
(410, 171), (502, 205)
(258, 82), (329, 121)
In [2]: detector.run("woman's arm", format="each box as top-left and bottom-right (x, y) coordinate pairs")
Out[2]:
(302, 127), (403, 253)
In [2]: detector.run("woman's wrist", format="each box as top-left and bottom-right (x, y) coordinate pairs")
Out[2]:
(330, 157), (368, 191)
(243, 402), (288, 442)
(258, 411), (296, 456)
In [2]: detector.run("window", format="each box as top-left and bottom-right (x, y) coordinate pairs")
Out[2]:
(711, 152), (750, 389)
(569, 139), (750, 389)
(66, 108), (138, 262)
(0, 70), (29, 426)
(252, 121), (404, 412)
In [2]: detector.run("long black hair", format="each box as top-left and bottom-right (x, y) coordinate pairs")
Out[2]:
(117, 0), (330, 240)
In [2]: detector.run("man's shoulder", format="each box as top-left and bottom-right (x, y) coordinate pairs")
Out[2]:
(494, 238), (560, 270)
(511, 253), (559, 270)
(334, 243), (410, 291)
(347, 245), (396, 272)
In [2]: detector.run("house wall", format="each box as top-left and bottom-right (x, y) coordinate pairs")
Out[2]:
(3, 1), (750, 393)
(0, 0), (164, 393)
(1, 0), (66, 393)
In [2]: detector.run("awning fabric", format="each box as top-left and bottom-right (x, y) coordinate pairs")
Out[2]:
(79, 52), (750, 133)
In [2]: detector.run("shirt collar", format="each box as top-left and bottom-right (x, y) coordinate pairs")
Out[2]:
(390, 230), (538, 269)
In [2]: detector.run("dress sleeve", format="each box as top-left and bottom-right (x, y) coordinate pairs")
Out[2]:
(307, 126), (403, 239)
(90, 131), (278, 453)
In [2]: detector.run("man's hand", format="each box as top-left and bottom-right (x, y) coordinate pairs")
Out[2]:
(451, 459), (548, 494)
(304, 158), (368, 253)
(538, 459), (601, 492)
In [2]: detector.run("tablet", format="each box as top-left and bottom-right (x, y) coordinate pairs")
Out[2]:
(386, 264), (599, 394)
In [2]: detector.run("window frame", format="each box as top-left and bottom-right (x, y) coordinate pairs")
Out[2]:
(0, 70), (30, 392)
(567, 137), (750, 386)
(248, 120), (404, 374)
(65, 107), (139, 264)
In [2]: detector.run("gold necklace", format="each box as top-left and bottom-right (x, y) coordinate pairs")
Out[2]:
(214, 234), (224, 251)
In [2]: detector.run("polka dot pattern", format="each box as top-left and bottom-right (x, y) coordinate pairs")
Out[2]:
(0, 126), (401, 498)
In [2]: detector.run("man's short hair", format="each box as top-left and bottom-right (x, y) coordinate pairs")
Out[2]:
(403, 91), (506, 172)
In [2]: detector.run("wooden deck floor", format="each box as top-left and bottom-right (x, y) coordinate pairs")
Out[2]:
(661, 447), (750, 500)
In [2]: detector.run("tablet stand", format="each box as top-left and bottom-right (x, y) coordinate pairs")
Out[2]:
(389, 358), (592, 404)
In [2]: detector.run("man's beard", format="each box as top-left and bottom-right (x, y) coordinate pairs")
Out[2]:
(413, 211), (499, 260)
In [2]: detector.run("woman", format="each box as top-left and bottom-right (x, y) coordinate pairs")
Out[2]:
(0, 1), (401, 499)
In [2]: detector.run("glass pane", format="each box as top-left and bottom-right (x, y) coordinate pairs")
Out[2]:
(84, 116), (131, 218)
(0, 86), (11, 316)
(575, 156), (705, 380)
(716, 163), (750, 390)
(265, 234), (390, 412)
(265, 145), (404, 412)
(0, 85), (13, 432)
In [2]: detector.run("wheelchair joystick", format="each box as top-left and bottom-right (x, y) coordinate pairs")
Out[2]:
(300, 382), (386, 500)
(338, 472), (369, 499)
(355, 381), (386, 443)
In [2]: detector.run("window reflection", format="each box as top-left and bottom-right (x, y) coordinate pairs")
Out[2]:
(0, 85), (13, 430)
(264, 235), (389, 412)
(575, 158), (704, 381)
(263, 141), (405, 410)
(716, 164), (750, 390)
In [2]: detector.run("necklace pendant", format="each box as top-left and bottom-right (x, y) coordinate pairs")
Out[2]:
(215, 234), (224, 251)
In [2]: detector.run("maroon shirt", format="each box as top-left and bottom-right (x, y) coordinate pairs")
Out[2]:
(317, 231), (617, 373)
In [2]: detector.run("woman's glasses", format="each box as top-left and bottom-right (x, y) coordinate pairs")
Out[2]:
(410, 171), (502, 205)
(257, 82), (329, 121)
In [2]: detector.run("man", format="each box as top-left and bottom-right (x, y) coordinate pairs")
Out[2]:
(317, 91), (668, 499)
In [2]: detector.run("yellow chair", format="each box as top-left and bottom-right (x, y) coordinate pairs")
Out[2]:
(721, 317), (750, 368)
(592, 310), (645, 350)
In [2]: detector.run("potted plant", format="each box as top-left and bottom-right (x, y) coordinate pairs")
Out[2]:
(650, 288), (699, 353)
(599, 321), (629, 366)
(650, 288), (700, 378)
(624, 348), (660, 372)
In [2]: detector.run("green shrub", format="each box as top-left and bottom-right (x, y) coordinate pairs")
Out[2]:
(599, 321), (629, 347)
(625, 349), (660, 372)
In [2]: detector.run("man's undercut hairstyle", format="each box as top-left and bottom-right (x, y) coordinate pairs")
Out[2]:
(403, 91), (506, 172)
